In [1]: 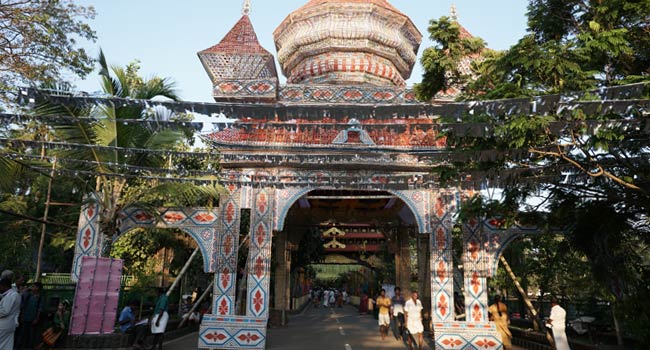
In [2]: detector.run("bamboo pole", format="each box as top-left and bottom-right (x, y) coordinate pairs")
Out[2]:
(35, 158), (56, 282)
(178, 275), (215, 329)
(499, 255), (556, 348)
(166, 247), (200, 297)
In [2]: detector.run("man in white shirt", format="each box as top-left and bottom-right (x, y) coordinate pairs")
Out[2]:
(404, 290), (424, 350)
(547, 298), (571, 350)
(0, 278), (21, 350)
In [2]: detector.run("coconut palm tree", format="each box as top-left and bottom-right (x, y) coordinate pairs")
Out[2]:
(36, 50), (221, 254)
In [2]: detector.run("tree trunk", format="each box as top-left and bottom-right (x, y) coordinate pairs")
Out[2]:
(612, 302), (623, 346)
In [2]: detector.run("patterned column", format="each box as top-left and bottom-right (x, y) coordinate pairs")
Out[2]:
(430, 192), (456, 322)
(213, 189), (242, 316)
(463, 219), (489, 323)
(246, 187), (275, 318)
(71, 198), (102, 282)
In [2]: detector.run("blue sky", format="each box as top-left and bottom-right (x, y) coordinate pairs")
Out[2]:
(72, 1), (529, 102)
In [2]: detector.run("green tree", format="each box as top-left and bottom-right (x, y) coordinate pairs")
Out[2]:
(414, 16), (486, 101)
(463, 0), (650, 100)
(34, 52), (221, 255)
(0, 0), (96, 92)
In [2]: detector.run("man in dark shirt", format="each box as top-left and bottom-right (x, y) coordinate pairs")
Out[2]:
(390, 287), (406, 340)
(19, 282), (43, 349)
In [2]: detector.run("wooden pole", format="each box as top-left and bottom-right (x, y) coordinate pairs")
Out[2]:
(35, 158), (56, 282)
(500, 255), (556, 348)
(166, 247), (200, 297)
(178, 275), (215, 329)
(612, 302), (623, 346)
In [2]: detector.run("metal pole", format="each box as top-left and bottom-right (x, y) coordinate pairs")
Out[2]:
(178, 275), (215, 329)
(166, 247), (200, 297)
(35, 157), (56, 282)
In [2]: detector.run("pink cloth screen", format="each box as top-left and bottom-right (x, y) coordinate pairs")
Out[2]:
(70, 256), (123, 335)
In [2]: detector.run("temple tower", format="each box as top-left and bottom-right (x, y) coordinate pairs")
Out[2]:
(198, 3), (279, 102)
(273, 0), (422, 87)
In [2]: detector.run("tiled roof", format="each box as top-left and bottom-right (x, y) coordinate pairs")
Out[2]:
(457, 22), (474, 40)
(200, 15), (271, 55)
(297, 0), (406, 16)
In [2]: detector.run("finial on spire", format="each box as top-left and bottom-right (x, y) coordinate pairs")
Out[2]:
(450, 3), (458, 21)
(242, 0), (251, 16)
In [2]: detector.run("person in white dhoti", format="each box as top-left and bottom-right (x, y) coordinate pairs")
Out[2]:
(151, 288), (169, 350)
(0, 278), (21, 350)
(547, 298), (571, 350)
(404, 290), (424, 350)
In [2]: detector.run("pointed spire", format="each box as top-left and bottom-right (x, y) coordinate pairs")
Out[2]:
(450, 3), (458, 21)
(242, 0), (251, 16)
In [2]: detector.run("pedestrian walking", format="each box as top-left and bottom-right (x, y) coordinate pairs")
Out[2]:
(488, 295), (512, 350)
(390, 287), (405, 340)
(375, 289), (391, 340)
(547, 298), (571, 350)
(359, 293), (369, 314)
(404, 290), (424, 350)
(0, 278), (21, 349)
(151, 288), (169, 350)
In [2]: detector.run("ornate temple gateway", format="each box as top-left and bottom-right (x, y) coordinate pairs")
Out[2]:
(69, 1), (515, 349)
(196, 1), (501, 349)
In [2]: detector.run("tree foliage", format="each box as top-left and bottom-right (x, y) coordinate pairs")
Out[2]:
(435, 4), (650, 341)
(0, 0), (96, 92)
(414, 16), (486, 101)
(463, 0), (650, 99)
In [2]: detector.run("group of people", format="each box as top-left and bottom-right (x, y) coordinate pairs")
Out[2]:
(362, 287), (426, 350)
(360, 288), (571, 350)
(488, 295), (571, 350)
(117, 288), (169, 350)
(0, 270), (70, 350)
(310, 288), (348, 308)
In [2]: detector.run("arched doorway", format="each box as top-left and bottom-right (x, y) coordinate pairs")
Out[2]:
(271, 189), (428, 322)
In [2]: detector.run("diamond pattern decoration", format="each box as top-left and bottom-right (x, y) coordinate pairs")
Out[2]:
(162, 210), (186, 224)
(233, 329), (265, 347)
(439, 336), (467, 349)
(435, 323), (502, 350)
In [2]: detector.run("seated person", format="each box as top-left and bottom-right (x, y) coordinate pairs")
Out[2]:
(181, 296), (200, 325)
(119, 300), (147, 348)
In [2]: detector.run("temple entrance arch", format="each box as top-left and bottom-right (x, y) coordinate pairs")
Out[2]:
(272, 188), (428, 316)
(274, 187), (431, 234)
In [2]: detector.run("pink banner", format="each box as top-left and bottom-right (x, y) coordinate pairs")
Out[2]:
(70, 257), (123, 335)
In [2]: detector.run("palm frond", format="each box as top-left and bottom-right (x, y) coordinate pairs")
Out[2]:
(136, 77), (179, 101)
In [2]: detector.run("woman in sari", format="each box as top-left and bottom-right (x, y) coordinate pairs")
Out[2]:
(36, 300), (70, 349)
(488, 295), (512, 350)
(359, 292), (369, 314)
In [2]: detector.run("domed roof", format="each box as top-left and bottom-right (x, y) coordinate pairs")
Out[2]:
(273, 0), (422, 87)
(296, 0), (405, 16)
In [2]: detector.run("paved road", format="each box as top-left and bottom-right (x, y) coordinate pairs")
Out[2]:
(166, 305), (526, 350)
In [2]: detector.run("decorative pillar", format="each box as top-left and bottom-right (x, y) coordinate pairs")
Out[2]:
(71, 198), (102, 282)
(463, 219), (489, 323)
(430, 193), (455, 323)
(246, 187), (275, 318)
(213, 189), (242, 316)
